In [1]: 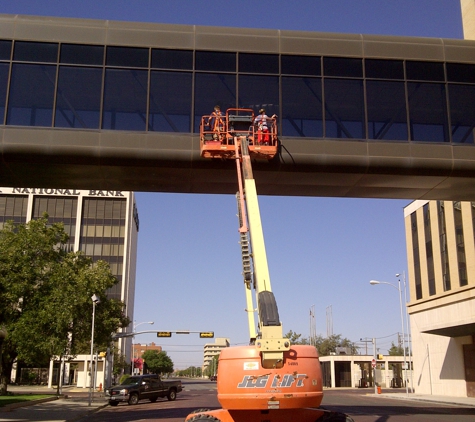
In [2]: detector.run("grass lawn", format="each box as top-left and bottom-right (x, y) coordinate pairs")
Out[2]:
(0, 394), (52, 407)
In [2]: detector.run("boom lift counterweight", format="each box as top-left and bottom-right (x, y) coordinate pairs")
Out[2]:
(187, 109), (354, 422)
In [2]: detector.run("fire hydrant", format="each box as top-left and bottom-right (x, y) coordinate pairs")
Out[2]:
(98, 383), (102, 392)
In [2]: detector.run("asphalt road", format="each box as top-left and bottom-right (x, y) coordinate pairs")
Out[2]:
(79, 380), (475, 422)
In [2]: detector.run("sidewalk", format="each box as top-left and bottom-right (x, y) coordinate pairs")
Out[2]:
(372, 391), (475, 408)
(0, 385), (107, 422)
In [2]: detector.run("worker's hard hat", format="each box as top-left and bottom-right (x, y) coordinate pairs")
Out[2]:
(259, 108), (265, 113)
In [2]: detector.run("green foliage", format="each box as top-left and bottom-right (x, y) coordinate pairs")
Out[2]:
(314, 334), (358, 356)
(142, 350), (174, 375)
(284, 330), (309, 345)
(203, 354), (219, 378)
(113, 353), (130, 377)
(176, 366), (202, 377)
(0, 214), (130, 394)
(388, 342), (408, 356)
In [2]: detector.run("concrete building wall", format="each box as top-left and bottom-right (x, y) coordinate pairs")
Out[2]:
(461, 0), (475, 40)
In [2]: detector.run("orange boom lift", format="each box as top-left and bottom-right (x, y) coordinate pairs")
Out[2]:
(188, 109), (353, 422)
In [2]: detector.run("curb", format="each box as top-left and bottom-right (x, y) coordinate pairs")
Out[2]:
(66, 403), (109, 422)
(0, 396), (58, 412)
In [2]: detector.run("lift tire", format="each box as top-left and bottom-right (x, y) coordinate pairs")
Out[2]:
(188, 409), (212, 414)
(317, 411), (355, 422)
(258, 291), (280, 326)
(167, 389), (177, 401)
(187, 415), (220, 422)
(128, 393), (139, 405)
(109, 401), (119, 406)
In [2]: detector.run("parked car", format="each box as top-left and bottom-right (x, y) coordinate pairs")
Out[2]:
(209, 375), (217, 381)
(105, 374), (182, 406)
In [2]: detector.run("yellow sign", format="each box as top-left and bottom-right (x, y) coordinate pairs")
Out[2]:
(199, 332), (214, 338)
(157, 332), (172, 337)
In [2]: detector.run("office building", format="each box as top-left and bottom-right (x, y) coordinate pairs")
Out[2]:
(404, 200), (475, 397)
(0, 187), (139, 382)
(203, 338), (229, 375)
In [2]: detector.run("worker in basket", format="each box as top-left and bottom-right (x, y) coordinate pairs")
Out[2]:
(254, 108), (276, 145)
(207, 105), (225, 140)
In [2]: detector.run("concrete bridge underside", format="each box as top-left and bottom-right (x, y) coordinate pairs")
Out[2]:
(2, 126), (475, 200)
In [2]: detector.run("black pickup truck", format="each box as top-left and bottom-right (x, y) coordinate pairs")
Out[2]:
(105, 374), (182, 406)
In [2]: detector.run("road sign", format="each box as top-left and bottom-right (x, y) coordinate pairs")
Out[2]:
(371, 359), (376, 368)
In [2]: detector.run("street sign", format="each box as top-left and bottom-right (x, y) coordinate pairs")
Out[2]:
(371, 358), (376, 368)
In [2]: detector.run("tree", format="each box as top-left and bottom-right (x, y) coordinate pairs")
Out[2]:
(284, 330), (309, 345)
(142, 350), (174, 375)
(0, 215), (129, 395)
(388, 342), (407, 356)
(314, 334), (358, 356)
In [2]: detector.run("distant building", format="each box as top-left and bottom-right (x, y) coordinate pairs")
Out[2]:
(404, 200), (475, 398)
(0, 187), (139, 386)
(132, 342), (163, 360)
(203, 338), (229, 375)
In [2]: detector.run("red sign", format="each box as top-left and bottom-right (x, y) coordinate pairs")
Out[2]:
(371, 359), (376, 368)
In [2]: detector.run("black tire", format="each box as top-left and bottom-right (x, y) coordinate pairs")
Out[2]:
(109, 401), (119, 406)
(317, 411), (355, 422)
(187, 414), (220, 421)
(128, 393), (139, 405)
(150, 396), (158, 403)
(167, 389), (177, 401)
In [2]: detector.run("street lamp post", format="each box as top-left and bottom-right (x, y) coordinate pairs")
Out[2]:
(88, 294), (100, 407)
(132, 321), (154, 374)
(369, 279), (409, 396)
(397, 272), (414, 393)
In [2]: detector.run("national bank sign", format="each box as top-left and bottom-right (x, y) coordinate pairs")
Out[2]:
(0, 187), (125, 197)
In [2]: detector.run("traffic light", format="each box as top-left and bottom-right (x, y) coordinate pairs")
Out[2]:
(377, 354), (384, 360)
(99, 351), (107, 358)
(157, 332), (172, 337)
(200, 332), (214, 338)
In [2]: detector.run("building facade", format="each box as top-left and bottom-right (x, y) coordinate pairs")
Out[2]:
(404, 200), (475, 397)
(0, 187), (139, 371)
(203, 338), (229, 375)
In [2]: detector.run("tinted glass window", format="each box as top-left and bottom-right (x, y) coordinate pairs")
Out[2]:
(194, 73), (236, 132)
(195, 51), (236, 72)
(365, 59), (404, 80)
(13, 41), (58, 63)
(0, 40), (12, 61)
(323, 57), (362, 78)
(406, 61), (445, 81)
(7, 64), (56, 126)
(446, 63), (475, 84)
(407, 82), (449, 142)
(366, 80), (408, 140)
(0, 63), (8, 124)
(324, 78), (364, 139)
(238, 74), (279, 118)
(55, 66), (102, 129)
(282, 55), (320, 76)
(282, 76), (323, 137)
(60, 44), (104, 65)
(149, 71), (192, 132)
(239, 53), (279, 74)
(106, 46), (149, 68)
(448, 83), (475, 143)
(102, 69), (148, 130)
(151, 49), (193, 70)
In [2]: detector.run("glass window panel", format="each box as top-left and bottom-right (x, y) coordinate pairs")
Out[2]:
(282, 76), (323, 137)
(449, 83), (475, 144)
(13, 41), (58, 63)
(194, 73), (236, 132)
(106, 46), (149, 68)
(324, 78), (364, 139)
(446, 63), (475, 83)
(85, 243), (94, 255)
(102, 68), (148, 131)
(239, 53), (279, 74)
(149, 71), (192, 132)
(104, 225), (112, 237)
(7, 64), (56, 126)
(365, 59), (404, 80)
(408, 82), (449, 142)
(55, 66), (102, 129)
(60, 44), (104, 65)
(366, 80), (408, 140)
(87, 225), (95, 236)
(0, 40), (12, 60)
(0, 63), (8, 124)
(195, 51), (236, 72)
(151, 49), (192, 69)
(406, 61), (445, 81)
(282, 55), (320, 76)
(238, 74), (279, 118)
(323, 57), (362, 78)
(95, 225), (104, 237)
(93, 243), (102, 256)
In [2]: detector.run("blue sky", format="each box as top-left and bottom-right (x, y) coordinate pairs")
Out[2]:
(0, 0), (464, 368)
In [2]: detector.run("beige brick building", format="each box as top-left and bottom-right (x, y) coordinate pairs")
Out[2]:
(404, 200), (475, 397)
